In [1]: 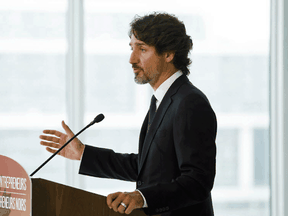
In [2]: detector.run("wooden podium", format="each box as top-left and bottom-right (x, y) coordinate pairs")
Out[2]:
(32, 178), (147, 216)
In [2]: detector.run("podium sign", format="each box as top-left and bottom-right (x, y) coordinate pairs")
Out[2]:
(0, 155), (31, 216)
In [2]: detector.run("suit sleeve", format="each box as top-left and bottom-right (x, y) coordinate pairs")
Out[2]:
(79, 145), (138, 182)
(139, 94), (217, 214)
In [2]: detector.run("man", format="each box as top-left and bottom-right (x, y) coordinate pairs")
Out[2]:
(40, 13), (217, 216)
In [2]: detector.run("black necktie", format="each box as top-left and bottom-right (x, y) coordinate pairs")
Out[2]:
(147, 95), (157, 132)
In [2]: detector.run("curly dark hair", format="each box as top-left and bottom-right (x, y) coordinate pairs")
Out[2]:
(129, 12), (193, 75)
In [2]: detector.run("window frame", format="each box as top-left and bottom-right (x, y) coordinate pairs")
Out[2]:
(270, 0), (288, 215)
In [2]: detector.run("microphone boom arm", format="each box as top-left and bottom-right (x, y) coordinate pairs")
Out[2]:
(30, 114), (104, 177)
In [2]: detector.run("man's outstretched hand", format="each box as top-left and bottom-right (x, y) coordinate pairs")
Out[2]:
(39, 121), (85, 160)
(107, 191), (144, 214)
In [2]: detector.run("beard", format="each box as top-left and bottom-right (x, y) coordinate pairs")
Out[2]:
(133, 65), (161, 85)
(132, 64), (151, 84)
(134, 70), (151, 84)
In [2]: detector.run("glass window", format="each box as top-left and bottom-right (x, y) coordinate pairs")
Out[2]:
(214, 129), (239, 187)
(254, 129), (269, 186)
(0, 0), (67, 184)
(1, 0), (270, 215)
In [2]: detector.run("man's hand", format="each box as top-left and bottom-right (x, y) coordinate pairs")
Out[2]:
(39, 121), (85, 160)
(107, 191), (144, 214)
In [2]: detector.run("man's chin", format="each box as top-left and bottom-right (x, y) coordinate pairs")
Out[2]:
(134, 77), (149, 85)
(134, 74), (150, 84)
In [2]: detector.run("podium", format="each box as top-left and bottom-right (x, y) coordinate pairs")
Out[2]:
(32, 178), (147, 216)
(0, 155), (148, 216)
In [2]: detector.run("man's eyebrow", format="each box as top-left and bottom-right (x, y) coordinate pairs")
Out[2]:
(129, 42), (147, 46)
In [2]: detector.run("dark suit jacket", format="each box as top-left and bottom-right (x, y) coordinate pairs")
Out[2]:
(79, 75), (217, 216)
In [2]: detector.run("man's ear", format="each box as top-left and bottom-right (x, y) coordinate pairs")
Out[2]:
(165, 51), (175, 63)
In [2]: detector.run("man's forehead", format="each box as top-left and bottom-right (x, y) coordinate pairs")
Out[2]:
(129, 34), (148, 46)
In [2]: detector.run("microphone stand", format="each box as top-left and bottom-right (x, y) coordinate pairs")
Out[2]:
(30, 114), (104, 177)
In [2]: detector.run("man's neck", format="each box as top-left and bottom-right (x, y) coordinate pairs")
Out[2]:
(150, 68), (178, 91)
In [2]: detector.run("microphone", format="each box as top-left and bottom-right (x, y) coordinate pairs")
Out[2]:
(88, 113), (104, 126)
(30, 114), (105, 177)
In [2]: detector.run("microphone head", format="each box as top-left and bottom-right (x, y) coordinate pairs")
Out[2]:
(94, 114), (105, 123)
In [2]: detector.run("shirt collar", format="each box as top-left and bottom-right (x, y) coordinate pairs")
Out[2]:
(154, 70), (183, 107)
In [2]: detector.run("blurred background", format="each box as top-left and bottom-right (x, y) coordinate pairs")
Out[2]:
(0, 0), (270, 215)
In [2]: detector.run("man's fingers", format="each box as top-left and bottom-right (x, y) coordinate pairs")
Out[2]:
(117, 202), (127, 214)
(43, 129), (63, 137)
(111, 194), (124, 212)
(107, 191), (142, 214)
(107, 192), (121, 209)
(39, 135), (60, 143)
(61, 121), (75, 137)
(40, 141), (60, 149)
(107, 193), (113, 208)
(107, 192), (130, 212)
(45, 147), (58, 154)
(125, 201), (135, 214)
(119, 196), (132, 214)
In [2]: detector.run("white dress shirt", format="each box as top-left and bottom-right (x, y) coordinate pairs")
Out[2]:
(154, 70), (183, 109)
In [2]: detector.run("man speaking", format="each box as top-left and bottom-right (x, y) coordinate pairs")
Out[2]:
(40, 12), (217, 216)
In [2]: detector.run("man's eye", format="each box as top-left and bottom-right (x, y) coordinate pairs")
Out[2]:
(141, 49), (146, 52)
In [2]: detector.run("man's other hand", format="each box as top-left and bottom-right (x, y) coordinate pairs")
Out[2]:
(107, 191), (144, 214)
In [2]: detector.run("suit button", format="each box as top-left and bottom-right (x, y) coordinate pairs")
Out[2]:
(137, 181), (142, 186)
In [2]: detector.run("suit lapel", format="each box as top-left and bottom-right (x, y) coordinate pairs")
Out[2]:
(138, 75), (189, 174)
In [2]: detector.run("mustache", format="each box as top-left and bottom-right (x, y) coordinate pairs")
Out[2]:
(132, 64), (143, 70)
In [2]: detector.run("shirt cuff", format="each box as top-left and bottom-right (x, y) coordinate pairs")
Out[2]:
(135, 189), (148, 208)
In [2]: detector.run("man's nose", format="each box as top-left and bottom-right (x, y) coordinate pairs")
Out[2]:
(129, 51), (139, 64)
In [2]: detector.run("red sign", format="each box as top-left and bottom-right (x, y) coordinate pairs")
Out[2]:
(0, 155), (31, 216)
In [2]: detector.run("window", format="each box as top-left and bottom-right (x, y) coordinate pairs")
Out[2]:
(0, 0), (68, 184)
(0, 0), (270, 215)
